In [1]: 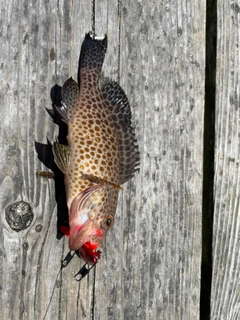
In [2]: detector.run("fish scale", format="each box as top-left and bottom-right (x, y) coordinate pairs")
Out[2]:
(69, 99), (120, 185)
(53, 32), (139, 264)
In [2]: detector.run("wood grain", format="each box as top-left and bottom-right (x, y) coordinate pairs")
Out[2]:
(0, 1), (205, 319)
(211, 1), (240, 319)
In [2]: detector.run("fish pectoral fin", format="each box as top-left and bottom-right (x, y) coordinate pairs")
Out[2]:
(36, 171), (55, 179)
(81, 173), (123, 190)
(52, 142), (71, 174)
(55, 77), (79, 123)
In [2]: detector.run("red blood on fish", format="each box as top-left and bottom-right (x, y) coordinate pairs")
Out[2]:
(79, 242), (101, 265)
(59, 225), (70, 237)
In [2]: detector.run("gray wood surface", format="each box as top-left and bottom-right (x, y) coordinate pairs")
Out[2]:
(211, 1), (240, 320)
(0, 1), (206, 319)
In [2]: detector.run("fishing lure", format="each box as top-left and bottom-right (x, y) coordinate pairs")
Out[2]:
(53, 32), (139, 265)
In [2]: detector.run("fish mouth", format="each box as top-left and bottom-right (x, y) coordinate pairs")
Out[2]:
(79, 242), (102, 265)
(69, 186), (105, 251)
(69, 218), (104, 251)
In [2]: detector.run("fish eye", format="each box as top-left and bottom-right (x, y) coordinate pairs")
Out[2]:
(106, 215), (114, 227)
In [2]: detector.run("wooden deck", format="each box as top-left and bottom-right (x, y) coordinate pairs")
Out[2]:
(0, 0), (239, 319)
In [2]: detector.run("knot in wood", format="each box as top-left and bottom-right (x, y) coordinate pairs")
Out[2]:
(35, 224), (43, 233)
(5, 201), (33, 232)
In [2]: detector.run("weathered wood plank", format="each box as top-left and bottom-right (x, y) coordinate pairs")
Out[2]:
(212, 1), (240, 319)
(109, 2), (205, 319)
(0, 1), (205, 319)
(0, 1), (94, 319)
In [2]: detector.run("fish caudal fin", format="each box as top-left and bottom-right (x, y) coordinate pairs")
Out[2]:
(78, 32), (107, 86)
(100, 81), (140, 184)
(52, 142), (71, 174)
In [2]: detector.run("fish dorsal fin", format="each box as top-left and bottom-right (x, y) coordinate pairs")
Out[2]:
(55, 77), (79, 123)
(52, 142), (71, 174)
(100, 81), (140, 184)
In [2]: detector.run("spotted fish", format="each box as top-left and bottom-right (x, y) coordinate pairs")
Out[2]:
(53, 32), (139, 265)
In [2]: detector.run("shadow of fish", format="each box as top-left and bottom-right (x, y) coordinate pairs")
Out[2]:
(53, 32), (140, 265)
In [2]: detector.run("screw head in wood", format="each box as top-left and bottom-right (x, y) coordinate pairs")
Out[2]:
(5, 201), (33, 232)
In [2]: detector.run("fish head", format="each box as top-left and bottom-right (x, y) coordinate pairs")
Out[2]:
(68, 184), (116, 264)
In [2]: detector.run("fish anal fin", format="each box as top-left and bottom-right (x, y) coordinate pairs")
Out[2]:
(81, 174), (123, 190)
(55, 77), (79, 123)
(100, 81), (140, 184)
(52, 142), (71, 174)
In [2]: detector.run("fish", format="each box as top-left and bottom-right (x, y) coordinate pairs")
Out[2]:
(53, 32), (139, 265)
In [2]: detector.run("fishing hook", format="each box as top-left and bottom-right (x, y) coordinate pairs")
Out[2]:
(74, 261), (98, 281)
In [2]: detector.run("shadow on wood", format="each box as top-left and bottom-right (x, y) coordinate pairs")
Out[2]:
(35, 84), (68, 240)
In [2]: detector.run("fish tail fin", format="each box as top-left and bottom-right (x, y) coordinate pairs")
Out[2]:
(78, 32), (107, 85)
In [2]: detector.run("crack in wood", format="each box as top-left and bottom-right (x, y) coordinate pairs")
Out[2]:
(92, 0), (95, 38)
(91, 266), (96, 320)
(200, 0), (217, 319)
(117, 0), (122, 84)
